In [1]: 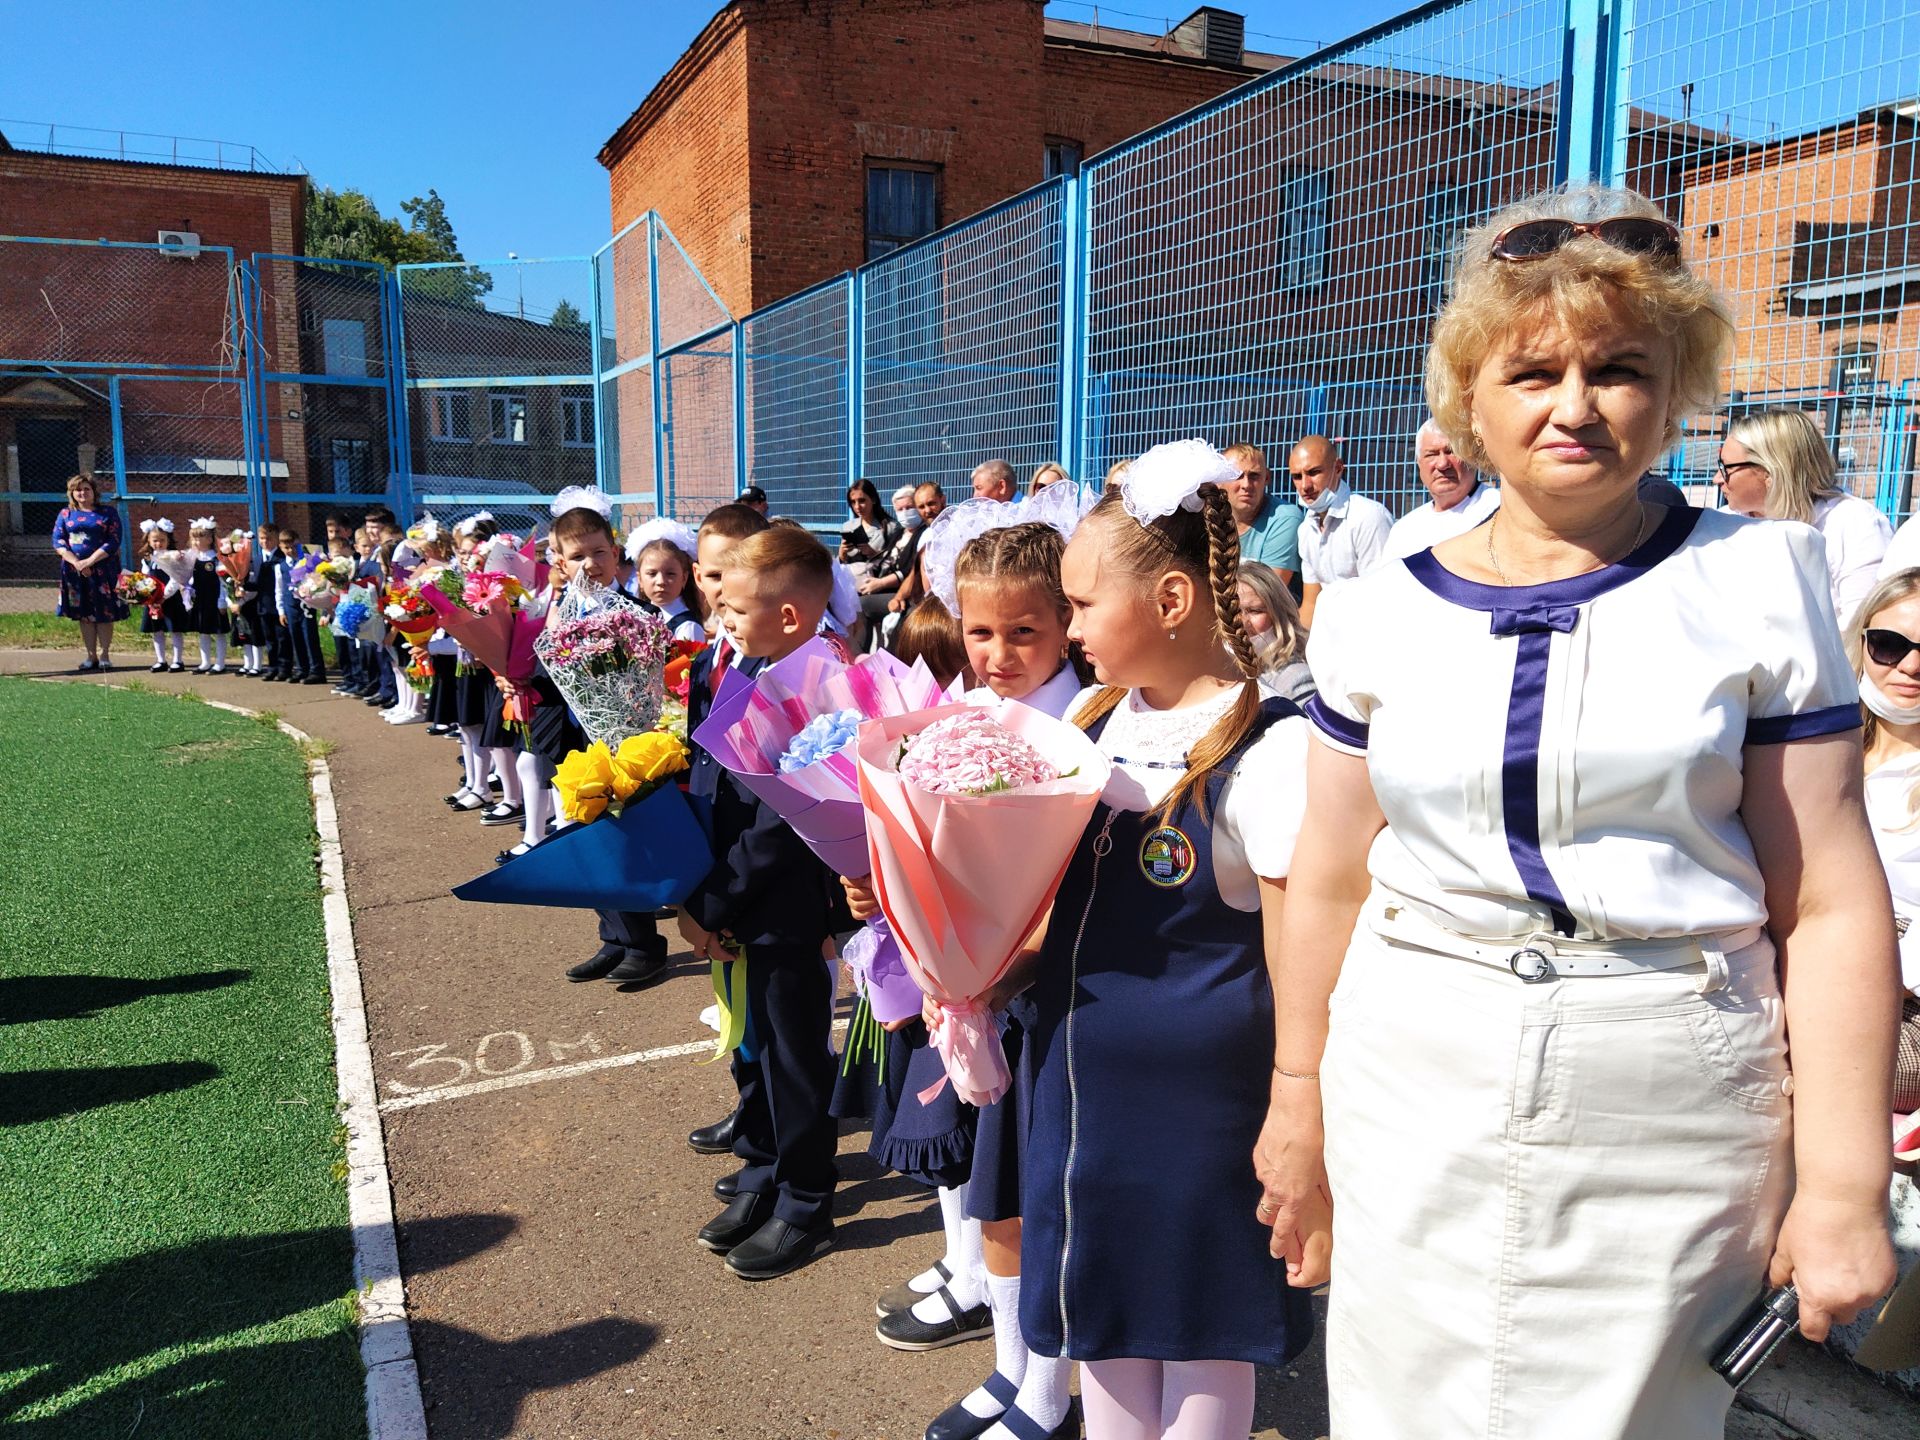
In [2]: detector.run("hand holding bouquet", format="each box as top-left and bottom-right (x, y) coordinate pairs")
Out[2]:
(857, 703), (1109, 1105)
(418, 567), (542, 679)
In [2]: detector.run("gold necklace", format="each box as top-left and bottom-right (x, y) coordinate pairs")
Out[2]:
(1485, 504), (1648, 587)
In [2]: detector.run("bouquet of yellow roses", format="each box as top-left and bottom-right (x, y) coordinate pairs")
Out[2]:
(553, 731), (690, 823)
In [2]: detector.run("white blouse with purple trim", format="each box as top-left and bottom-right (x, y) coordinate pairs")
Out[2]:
(1304, 505), (1859, 942)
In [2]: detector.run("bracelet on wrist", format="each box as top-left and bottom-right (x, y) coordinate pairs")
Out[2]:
(1273, 1064), (1320, 1082)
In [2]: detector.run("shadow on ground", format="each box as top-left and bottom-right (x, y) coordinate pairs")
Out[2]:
(0, 969), (252, 1026)
(0, 1062), (222, 1127)
(0, 1211), (655, 1439)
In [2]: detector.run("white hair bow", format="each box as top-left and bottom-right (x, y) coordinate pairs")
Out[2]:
(453, 510), (496, 536)
(550, 486), (613, 520)
(921, 479), (1094, 612)
(189, 516), (216, 531)
(140, 517), (176, 534)
(407, 516), (444, 544)
(624, 517), (698, 562)
(1118, 438), (1239, 525)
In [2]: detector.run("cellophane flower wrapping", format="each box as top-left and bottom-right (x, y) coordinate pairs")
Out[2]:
(553, 731), (691, 824)
(332, 585), (384, 641)
(419, 569), (543, 678)
(856, 702), (1111, 1105)
(148, 549), (197, 611)
(117, 570), (163, 611)
(383, 577), (441, 642)
(532, 578), (672, 748)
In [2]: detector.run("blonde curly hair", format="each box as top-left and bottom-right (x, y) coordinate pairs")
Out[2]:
(1426, 184), (1732, 471)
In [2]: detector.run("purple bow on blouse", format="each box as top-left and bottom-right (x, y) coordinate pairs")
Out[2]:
(1490, 604), (1581, 637)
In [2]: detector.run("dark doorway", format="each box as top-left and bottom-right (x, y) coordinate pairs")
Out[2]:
(16, 415), (83, 543)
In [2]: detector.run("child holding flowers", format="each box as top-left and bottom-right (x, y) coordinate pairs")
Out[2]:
(682, 523), (852, 1280)
(184, 519), (231, 674)
(1007, 440), (1315, 1440)
(136, 518), (191, 672)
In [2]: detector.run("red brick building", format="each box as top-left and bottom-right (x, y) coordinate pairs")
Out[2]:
(0, 131), (307, 561)
(597, 1), (1284, 316)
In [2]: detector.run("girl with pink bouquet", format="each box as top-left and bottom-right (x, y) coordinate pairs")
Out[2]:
(1014, 441), (1314, 1440)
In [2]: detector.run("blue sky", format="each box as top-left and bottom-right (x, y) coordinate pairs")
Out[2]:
(0, 0), (1410, 266)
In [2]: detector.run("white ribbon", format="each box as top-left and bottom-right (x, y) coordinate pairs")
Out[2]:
(1118, 438), (1239, 525)
(550, 486), (613, 520)
(624, 516), (699, 561)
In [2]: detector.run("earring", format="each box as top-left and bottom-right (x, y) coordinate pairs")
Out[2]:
(1167, 629), (1178, 641)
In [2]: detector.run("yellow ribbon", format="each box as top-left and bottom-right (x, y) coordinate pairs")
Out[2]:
(704, 947), (748, 1063)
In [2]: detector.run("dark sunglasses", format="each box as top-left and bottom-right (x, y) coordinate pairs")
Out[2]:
(1490, 217), (1682, 264)
(1865, 629), (1920, 668)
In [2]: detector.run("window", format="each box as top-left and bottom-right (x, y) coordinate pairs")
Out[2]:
(1275, 168), (1329, 293)
(488, 393), (527, 445)
(1422, 182), (1485, 307)
(428, 393), (471, 441)
(866, 163), (939, 261)
(1832, 341), (1879, 398)
(1045, 138), (1083, 180)
(329, 438), (374, 493)
(563, 395), (593, 448)
(322, 318), (369, 378)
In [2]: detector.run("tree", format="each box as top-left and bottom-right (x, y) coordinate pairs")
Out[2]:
(303, 183), (492, 306)
(549, 298), (587, 330)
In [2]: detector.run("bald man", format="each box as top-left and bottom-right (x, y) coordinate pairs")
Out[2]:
(971, 459), (1017, 503)
(1290, 435), (1392, 630)
(1383, 419), (1501, 561)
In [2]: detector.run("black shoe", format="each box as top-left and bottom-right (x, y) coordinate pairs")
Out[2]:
(302, 674), (328, 685)
(363, 694), (386, 707)
(688, 1109), (740, 1155)
(607, 950), (667, 987)
(193, 664), (212, 675)
(877, 1261), (953, 1318)
(149, 662), (167, 673)
(479, 802), (525, 827)
(713, 1168), (742, 1201)
(725, 1215), (835, 1280)
(566, 948), (623, 982)
(168, 662), (184, 672)
(876, 1284), (993, 1350)
(924, 1372), (1020, 1440)
(696, 1190), (775, 1254)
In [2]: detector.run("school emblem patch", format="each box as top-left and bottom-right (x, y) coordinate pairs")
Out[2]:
(1139, 825), (1196, 888)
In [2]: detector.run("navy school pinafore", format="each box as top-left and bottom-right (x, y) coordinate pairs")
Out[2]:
(1020, 698), (1315, 1366)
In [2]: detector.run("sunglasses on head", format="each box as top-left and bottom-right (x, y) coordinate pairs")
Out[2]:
(1490, 217), (1682, 264)
(1865, 628), (1920, 668)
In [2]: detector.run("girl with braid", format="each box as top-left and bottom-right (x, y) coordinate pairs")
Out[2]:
(1003, 440), (1314, 1440)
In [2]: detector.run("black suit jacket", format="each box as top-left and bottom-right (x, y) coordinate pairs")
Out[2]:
(685, 647), (849, 950)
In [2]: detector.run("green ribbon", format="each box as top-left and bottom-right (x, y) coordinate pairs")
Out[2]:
(704, 947), (748, 1064)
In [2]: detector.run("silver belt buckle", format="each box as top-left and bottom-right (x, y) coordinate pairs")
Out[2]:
(1507, 946), (1555, 984)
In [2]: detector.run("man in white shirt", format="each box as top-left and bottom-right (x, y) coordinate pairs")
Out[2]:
(1384, 419), (1502, 561)
(1291, 434), (1392, 629)
(971, 459), (1017, 503)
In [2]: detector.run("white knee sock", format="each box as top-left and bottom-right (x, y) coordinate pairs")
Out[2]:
(996, 1350), (1072, 1435)
(169, 635), (184, 665)
(490, 748), (523, 805)
(244, 643), (259, 671)
(152, 636), (166, 664)
(214, 635), (228, 667)
(519, 753), (555, 845)
(908, 1183), (974, 1293)
(906, 1190), (985, 1321)
(959, 1271), (1029, 1419)
(198, 635), (212, 667)
(458, 727), (486, 793)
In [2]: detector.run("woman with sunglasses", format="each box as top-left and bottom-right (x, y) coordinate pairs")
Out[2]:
(1718, 408), (1890, 629)
(1847, 575), (1920, 1123)
(1258, 185), (1897, 1439)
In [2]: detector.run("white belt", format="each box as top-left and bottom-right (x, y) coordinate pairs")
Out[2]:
(1369, 897), (1764, 985)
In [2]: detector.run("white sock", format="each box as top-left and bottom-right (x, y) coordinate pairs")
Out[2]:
(960, 1271), (1029, 1418)
(519, 753), (555, 845)
(907, 1189), (984, 1319)
(198, 635), (212, 666)
(215, 635), (228, 667)
(170, 636), (184, 665)
(908, 1183), (972, 1293)
(458, 727), (486, 792)
(490, 748), (523, 805)
(983, 1350), (1071, 1437)
(152, 636), (166, 664)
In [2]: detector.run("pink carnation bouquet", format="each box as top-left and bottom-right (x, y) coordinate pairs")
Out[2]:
(531, 578), (673, 746)
(856, 702), (1110, 1104)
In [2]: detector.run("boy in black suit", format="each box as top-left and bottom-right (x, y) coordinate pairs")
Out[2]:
(682, 521), (848, 1280)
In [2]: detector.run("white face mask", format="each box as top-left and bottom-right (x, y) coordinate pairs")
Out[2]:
(1860, 672), (1920, 726)
(1303, 486), (1337, 514)
(897, 508), (923, 530)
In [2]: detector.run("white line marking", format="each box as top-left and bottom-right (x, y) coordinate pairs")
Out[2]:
(378, 1037), (718, 1112)
(199, 696), (428, 1440)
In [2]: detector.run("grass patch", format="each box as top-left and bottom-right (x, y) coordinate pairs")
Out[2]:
(0, 613), (149, 652)
(0, 678), (364, 1438)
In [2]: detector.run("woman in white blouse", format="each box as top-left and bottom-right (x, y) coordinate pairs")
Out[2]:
(1847, 571), (1920, 1117)
(1255, 186), (1897, 1439)
(1717, 407), (1891, 630)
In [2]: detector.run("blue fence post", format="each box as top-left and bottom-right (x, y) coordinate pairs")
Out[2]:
(847, 272), (865, 489)
(732, 319), (748, 495)
(236, 259), (262, 533)
(388, 269), (416, 522)
(590, 243), (611, 497)
(1055, 174), (1085, 487)
(1878, 380), (1913, 522)
(109, 374), (129, 565)
(1557, 0), (1629, 185)
(647, 215), (668, 518)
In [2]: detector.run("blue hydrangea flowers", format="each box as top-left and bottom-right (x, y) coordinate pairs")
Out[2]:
(778, 708), (864, 773)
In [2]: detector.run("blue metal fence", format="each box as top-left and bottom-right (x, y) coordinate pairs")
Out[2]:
(6, 0), (1919, 550)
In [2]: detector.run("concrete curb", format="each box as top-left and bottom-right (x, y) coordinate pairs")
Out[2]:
(194, 696), (428, 1440)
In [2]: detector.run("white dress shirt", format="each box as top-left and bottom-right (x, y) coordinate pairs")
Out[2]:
(1807, 492), (1890, 630)
(1298, 483), (1393, 586)
(1383, 482), (1502, 561)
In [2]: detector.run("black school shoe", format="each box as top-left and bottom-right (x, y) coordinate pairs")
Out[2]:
(724, 1215), (835, 1280)
(714, 1168), (742, 1200)
(876, 1284), (992, 1350)
(924, 1373), (1019, 1440)
(697, 1190), (775, 1254)
(877, 1261), (953, 1318)
(688, 1109), (740, 1155)
(608, 951), (667, 987)
(566, 947), (623, 982)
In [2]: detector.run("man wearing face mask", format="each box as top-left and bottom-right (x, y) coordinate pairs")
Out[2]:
(1384, 419), (1503, 561)
(856, 484), (927, 642)
(1292, 433), (1392, 630)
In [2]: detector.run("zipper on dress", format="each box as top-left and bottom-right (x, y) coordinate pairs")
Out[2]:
(1057, 808), (1115, 1354)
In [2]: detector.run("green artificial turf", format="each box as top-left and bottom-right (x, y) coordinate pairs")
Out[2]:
(0, 678), (365, 1438)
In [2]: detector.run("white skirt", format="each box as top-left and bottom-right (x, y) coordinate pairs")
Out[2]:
(1320, 898), (1793, 1440)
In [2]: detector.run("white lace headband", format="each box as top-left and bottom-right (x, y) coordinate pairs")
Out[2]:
(189, 516), (216, 531)
(920, 480), (1093, 612)
(624, 517), (698, 562)
(140, 518), (175, 534)
(1118, 438), (1239, 525)
(550, 486), (613, 520)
